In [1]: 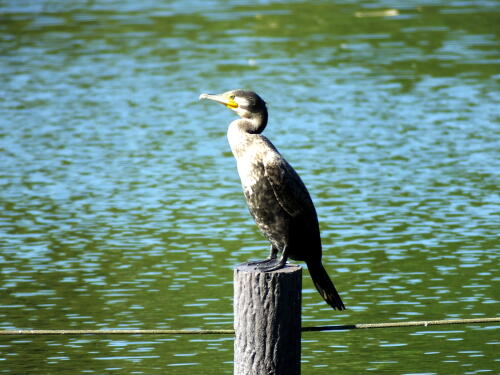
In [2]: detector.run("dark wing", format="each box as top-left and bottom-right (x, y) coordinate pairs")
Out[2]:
(263, 156), (315, 218)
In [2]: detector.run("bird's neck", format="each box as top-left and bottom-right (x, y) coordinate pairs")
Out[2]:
(234, 111), (268, 134)
(227, 113), (267, 159)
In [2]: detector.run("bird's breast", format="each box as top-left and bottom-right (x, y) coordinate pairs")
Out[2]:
(236, 154), (262, 190)
(236, 150), (289, 243)
(235, 146), (279, 192)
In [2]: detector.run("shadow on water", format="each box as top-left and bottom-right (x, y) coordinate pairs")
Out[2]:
(0, 0), (498, 373)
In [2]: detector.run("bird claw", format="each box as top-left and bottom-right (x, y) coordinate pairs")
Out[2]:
(256, 261), (286, 272)
(247, 258), (286, 272)
(246, 258), (277, 266)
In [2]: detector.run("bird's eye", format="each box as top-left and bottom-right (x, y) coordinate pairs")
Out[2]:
(229, 95), (235, 100)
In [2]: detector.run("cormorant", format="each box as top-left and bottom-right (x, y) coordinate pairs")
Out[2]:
(199, 89), (345, 311)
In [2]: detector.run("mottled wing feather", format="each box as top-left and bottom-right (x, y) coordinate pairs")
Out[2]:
(263, 157), (312, 218)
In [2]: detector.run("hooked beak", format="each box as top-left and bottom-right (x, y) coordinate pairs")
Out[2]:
(199, 93), (238, 109)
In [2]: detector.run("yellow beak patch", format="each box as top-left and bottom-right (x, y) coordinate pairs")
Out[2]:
(225, 98), (238, 109)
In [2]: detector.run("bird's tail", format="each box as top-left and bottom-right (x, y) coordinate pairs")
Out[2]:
(307, 261), (346, 311)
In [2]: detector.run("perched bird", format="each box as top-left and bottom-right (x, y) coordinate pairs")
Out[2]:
(199, 90), (345, 310)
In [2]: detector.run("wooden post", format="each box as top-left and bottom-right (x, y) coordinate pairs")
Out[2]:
(234, 263), (302, 375)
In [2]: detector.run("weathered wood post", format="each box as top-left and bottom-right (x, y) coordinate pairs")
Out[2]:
(234, 263), (302, 375)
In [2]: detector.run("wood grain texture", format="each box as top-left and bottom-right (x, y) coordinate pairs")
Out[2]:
(234, 263), (302, 375)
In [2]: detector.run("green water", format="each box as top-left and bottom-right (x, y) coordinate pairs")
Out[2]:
(0, 0), (499, 374)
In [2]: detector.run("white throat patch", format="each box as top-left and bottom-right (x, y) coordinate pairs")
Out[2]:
(235, 97), (249, 107)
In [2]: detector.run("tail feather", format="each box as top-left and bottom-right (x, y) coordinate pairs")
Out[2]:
(307, 261), (345, 310)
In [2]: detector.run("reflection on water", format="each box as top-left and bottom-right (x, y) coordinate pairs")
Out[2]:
(0, 0), (498, 374)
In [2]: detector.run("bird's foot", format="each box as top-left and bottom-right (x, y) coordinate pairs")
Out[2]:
(246, 258), (277, 266)
(245, 245), (288, 272)
(248, 258), (287, 272)
(256, 260), (286, 272)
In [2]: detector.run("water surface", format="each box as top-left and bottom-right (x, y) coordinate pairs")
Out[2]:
(0, 0), (499, 374)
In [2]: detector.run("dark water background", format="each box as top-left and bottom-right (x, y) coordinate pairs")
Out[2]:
(0, 0), (499, 374)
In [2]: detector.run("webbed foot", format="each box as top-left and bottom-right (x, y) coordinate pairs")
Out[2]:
(244, 244), (288, 272)
(247, 258), (277, 266)
(254, 257), (287, 272)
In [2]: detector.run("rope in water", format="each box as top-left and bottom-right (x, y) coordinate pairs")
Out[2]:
(1, 317), (498, 335)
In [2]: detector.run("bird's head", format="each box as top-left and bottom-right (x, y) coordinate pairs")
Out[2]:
(199, 89), (267, 120)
